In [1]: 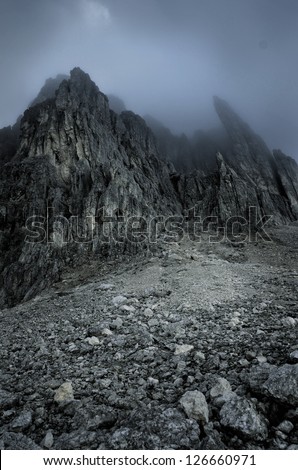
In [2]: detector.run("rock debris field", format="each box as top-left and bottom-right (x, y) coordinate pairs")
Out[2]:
(0, 226), (298, 450)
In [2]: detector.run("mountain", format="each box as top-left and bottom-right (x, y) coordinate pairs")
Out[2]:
(0, 68), (180, 307)
(179, 96), (298, 224)
(0, 67), (298, 307)
(0, 118), (21, 168)
(30, 74), (69, 106)
(144, 115), (228, 173)
(273, 149), (298, 219)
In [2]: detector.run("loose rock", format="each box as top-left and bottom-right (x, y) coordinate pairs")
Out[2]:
(263, 364), (298, 406)
(180, 390), (209, 424)
(220, 396), (268, 440)
(54, 382), (74, 404)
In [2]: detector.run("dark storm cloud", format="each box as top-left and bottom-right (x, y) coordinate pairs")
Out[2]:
(0, 0), (297, 157)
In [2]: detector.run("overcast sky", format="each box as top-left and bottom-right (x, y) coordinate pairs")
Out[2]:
(0, 0), (297, 157)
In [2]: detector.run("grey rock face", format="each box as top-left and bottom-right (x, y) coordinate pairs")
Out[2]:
(273, 149), (298, 219)
(0, 120), (20, 167)
(277, 420), (294, 434)
(263, 364), (298, 406)
(0, 67), (298, 307)
(53, 430), (100, 450)
(30, 74), (69, 106)
(0, 68), (180, 307)
(211, 97), (297, 224)
(176, 98), (298, 226)
(219, 395), (268, 440)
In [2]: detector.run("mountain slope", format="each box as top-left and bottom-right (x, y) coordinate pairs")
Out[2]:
(0, 68), (298, 307)
(0, 68), (180, 307)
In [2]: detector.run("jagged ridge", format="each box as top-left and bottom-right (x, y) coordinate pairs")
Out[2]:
(0, 67), (298, 307)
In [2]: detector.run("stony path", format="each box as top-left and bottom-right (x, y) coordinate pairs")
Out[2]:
(0, 227), (298, 450)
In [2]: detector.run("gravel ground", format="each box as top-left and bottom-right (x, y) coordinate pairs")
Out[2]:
(0, 226), (298, 450)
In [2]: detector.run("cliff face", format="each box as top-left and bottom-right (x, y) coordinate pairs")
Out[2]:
(212, 96), (297, 224)
(175, 97), (298, 225)
(0, 119), (20, 167)
(144, 115), (227, 174)
(273, 149), (298, 219)
(0, 68), (180, 307)
(30, 74), (69, 107)
(0, 67), (298, 307)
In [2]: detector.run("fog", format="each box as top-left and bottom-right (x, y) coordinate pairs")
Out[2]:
(0, 0), (297, 157)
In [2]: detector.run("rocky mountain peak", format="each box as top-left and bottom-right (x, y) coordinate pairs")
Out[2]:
(0, 68), (181, 307)
(213, 95), (274, 164)
(0, 68), (298, 308)
(30, 74), (69, 106)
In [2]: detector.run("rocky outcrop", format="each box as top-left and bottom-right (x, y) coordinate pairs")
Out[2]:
(0, 68), (180, 307)
(148, 97), (298, 226)
(0, 67), (298, 307)
(273, 149), (298, 219)
(213, 96), (296, 224)
(30, 74), (69, 106)
(0, 119), (20, 167)
(172, 98), (298, 225)
(175, 153), (264, 226)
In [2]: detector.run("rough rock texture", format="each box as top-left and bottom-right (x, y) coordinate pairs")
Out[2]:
(1, 226), (298, 450)
(210, 377), (232, 399)
(0, 432), (41, 450)
(180, 390), (209, 424)
(263, 364), (298, 406)
(104, 407), (201, 450)
(177, 153), (261, 224)
(30, 74), (69, 107)
(248, 364), (277, 395)
(174, 98), (298, 225)
(0, 67), (298, 308)
(54, 382), (74, 404)
(212, 96), (297, 223)
(167, 99), (298, 225)
(0, 389), (18, 410)
(219, 395), (268, 441)
(273, 149), (298, 219)
(0, 120), (20, 167)
(10, 411), (32, 432)
(0, 68), (180, 307)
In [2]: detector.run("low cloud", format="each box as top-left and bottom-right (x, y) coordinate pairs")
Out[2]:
(79, 0), (111, 27)
(0, 0), (297, 158)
